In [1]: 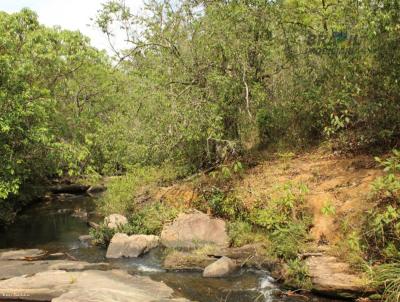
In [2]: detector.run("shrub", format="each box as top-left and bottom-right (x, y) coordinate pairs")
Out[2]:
(284, 259), (312, 290)
(99, 165), (182, 216)
(249, 182), (309, 230)
(364, 150), (400, 262)
(227, 220), (267, 247)
(126, 202), (181, 235)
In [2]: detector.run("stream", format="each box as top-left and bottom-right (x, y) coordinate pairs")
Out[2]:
(0, 194), (339, 302)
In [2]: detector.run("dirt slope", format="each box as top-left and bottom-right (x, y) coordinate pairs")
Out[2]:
(233, 151), (382, 244)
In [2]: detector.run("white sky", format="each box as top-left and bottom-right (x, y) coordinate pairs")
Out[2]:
(0, 0), (144, 53)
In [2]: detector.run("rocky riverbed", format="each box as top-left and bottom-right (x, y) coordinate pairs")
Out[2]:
(0, 193), (363, 302)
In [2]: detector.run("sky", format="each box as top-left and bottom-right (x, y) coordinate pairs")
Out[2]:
(0, 0), (144, 53)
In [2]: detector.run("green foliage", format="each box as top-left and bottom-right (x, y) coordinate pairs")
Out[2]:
(99, 165), (183, 216)
(125, 202), (181, 236)
(249, 182), (309, 230)
(194, 184), (247, 220)
(321, 201), (336, 216)
(89, 223), (117, 246)
(269, 221), (310, 260)
(227, 220), (267, 247)
(364, 151), (400, 262)
(90, 202), (181, 245)
(373, 263), (400, 302)
(284, 259), (312, 290)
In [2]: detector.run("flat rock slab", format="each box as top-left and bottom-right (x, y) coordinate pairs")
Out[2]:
(0, 249), (47, 260)
(0, 260), (109, 280)
(106, 233), (160, 258)
(0, 269), (191, 302)
(306, 255), (370, 298)
(161, 212), (229, 249)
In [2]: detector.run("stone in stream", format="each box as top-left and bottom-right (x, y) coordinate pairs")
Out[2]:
(106, 233), (160, 258)
(160, 212), (229, 249)
(0, 269), (191, 302)
(104, 213), (128, 229)
(163, 251), (215, 271)
(203, 256), (238, 278)
(0, 249), (47, 260)
(305, 255), (373, 298)
(78, 235), (93, 246)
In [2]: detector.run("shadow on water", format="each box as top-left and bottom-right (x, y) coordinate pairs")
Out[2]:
(0, 194), (342, 302)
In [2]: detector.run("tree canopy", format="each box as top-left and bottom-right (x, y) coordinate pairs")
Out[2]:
(1, 0), (400, 223)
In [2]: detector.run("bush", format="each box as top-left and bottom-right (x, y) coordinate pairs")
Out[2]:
(90, 202), (182, 245)
(364, 150), (400, 262)
(269, 221), (310, 259)
(227, 220), (267, 247)
(249, 182), (309, 230)
(126, 202), (181, 235)
(284, 259), (312, 290)
(99, 165), (182, 216)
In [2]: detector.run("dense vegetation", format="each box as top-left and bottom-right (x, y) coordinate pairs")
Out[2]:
(1, 0), (400, 299)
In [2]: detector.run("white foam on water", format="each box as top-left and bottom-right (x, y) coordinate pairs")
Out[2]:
(136, 264), (165, 273)
(259, 275), (278, 302)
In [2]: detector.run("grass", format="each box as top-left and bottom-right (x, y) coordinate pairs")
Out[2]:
(284, 259), (312, 290)
(98, 164), (184, 216)
(90, 201), (182, 245)
(373, 263), (400, 302)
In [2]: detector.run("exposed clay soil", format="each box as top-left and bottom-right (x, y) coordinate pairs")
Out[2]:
(233, 151), (382, 245)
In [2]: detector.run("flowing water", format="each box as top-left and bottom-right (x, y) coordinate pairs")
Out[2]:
(0, 194), (338, 302)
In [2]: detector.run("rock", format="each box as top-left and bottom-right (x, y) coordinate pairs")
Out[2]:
(0, 269), (190, 302)
(163, 251), (215, 271)
(0, 249), (47, 261)
(48, 262), (109, 271)
(79, 235), (93, 246)
(203, 256), (238, 278)
(161, 212), (229, 249)
(104, 214), (128, 229)
(72, 210), (88, 220)
(87, 184), (106, 194)
(305, 255), (372, 298)
(0, 260), (109, 280)
(48, 253), (66, 259)
(206, 244), (277, 270)
(106, 233), (159, 258)
(87, 221), (100, 229)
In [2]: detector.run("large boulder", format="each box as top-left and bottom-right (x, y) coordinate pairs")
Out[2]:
(106, 233), (159, 258)
(160, 212), (229, 249)
(104, 214), (128, 229)
(203, 256), (238, 278)
(0, 269), (190, 302)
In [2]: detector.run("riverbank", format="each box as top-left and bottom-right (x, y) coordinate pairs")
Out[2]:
(90, 147), (396, 300)
(1, 148), (398, 301)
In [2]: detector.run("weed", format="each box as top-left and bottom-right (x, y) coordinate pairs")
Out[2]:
(321, 200), (336, 216)
(227, 220), (267, 247)
(284, 259), (312, 290)
(373, 263), (400, 302)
